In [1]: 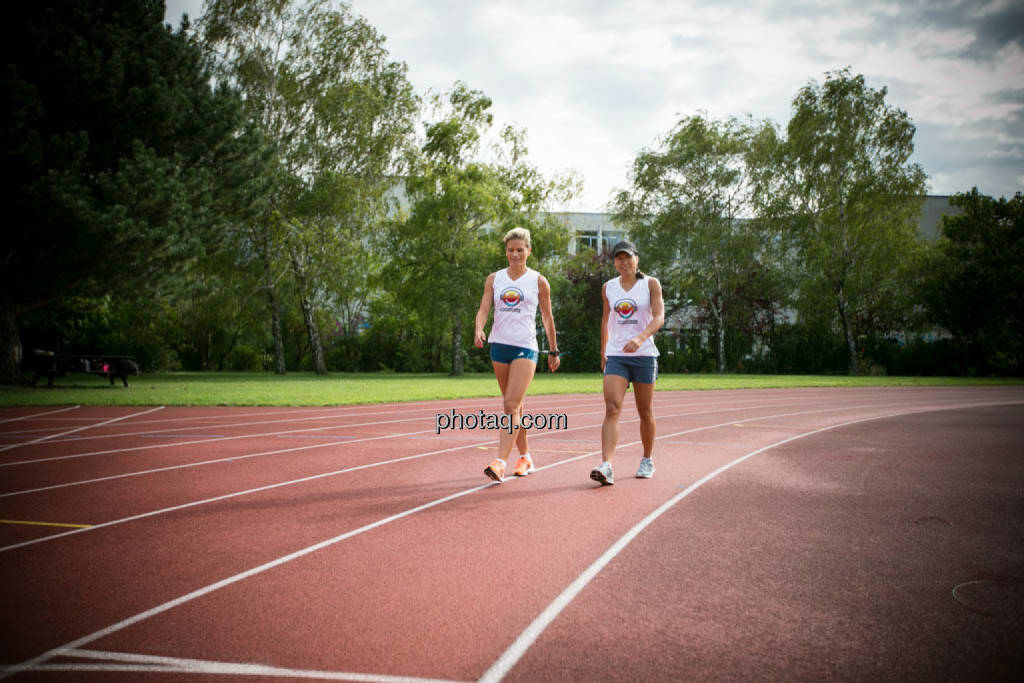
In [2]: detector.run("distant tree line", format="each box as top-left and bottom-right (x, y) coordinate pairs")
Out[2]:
(3, 0), (1021, 384)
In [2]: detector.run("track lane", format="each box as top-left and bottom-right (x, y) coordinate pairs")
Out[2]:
(2, 387), (1021, 681)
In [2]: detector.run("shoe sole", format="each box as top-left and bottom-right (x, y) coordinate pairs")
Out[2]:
(484, 467), (503, 483)
(590, 469), (613, 485)
(636, 470), (654, 478)
(513, 467), (534, 476)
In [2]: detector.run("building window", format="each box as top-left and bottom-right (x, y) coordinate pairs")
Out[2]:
(577, 230), (624, 253)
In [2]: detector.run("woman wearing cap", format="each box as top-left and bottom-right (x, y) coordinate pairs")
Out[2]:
(474, 227), (561, 482)
(590, 240), (665, 485)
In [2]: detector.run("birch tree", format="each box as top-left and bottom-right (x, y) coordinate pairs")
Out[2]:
(383, 82), (572, 375)
(781, 68), (927, 374)
(612, 113), (765, 373)
(201, 0), (417, 373)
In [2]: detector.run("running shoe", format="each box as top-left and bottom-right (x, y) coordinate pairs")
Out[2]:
(635, 457), (655, 478)
(590, 461), (614, 485)
(484, 458), (506, 482)
(513, 453), (535, 476)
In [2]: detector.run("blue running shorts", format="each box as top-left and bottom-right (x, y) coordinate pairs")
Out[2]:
(604, 355), (658, 384)
(490, 342), (539, 364)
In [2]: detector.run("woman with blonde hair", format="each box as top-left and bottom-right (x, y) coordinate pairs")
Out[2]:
(474, 227), (560, 482)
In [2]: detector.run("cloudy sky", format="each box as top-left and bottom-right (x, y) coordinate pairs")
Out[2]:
(165, 0), (1023, 212)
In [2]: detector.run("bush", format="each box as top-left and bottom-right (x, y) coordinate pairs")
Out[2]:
(224, 344), (267, 371)
(656, 333), (714, 373)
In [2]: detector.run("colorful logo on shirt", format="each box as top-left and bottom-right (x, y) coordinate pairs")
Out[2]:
(614, 298), (637, 319)
(500, 287), (524, 308)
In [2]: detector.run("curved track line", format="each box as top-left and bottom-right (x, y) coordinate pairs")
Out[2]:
(0, 483), (496, 680)
(0, 394), (894, 496)
(0, 398), (938, 552)
(0, 398), (893, 544)
(0, 395), (757, 494)
(478, 399), (1022, 682)
(4, 399), (1017, 680)
(34, 649), (465, 682)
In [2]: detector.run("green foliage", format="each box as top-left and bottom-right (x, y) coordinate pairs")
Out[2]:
(919, 189), (1024, 375)
(2, 0), (266, 383)
(383, 81), (572, 376)
(6, 7), (1008, 386)
(776, 68), (929, 374)
(612, 113), (779, 373)
(655, 331), (716, 373)
(552, 249), (612, 371)
(201, 0), (419, 375)
(18, 294), (186, 372)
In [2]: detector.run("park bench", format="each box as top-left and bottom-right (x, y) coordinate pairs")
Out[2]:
(30, 350), (140, 387)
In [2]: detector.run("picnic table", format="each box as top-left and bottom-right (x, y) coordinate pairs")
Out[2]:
(30, 350), (140, 387)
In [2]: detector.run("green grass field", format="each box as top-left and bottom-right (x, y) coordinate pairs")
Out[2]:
(0, 371), (1019, 407)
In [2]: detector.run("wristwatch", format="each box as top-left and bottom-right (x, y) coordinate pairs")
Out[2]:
(548, 350), (560, 357)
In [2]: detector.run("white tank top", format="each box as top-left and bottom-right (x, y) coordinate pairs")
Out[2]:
(488, 268), (540, 351)
(604, 275), (659, 357)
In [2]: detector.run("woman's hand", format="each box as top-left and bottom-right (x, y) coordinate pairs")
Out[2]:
(622, 336), (644, 353)
(547, 353), (560, 373)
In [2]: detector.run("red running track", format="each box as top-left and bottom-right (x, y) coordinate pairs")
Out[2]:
(0, 386), (1022, 681)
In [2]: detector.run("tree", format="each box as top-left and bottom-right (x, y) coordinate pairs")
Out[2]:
(383, 82), (571, 375)
(920, 189), (1023, 374)
(612, 113), (768, 372)
(201, 0), (418, 374)
(779, 68), (928, 374)
(553, 249), (613, 372)
(1, 0), (263, 384)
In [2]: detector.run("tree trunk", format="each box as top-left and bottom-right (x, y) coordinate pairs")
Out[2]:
(290, 250), (327, 375)
(711, 299), (726, 373)
(836, 290), (859, 374)
(299, 293), (327, 374)
(450, 316), (464, 376)
(0, 293), (23, 385)
(260, 253), (287, 375)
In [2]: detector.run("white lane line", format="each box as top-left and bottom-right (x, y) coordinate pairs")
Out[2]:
(0, 413), (446, 468)
(479, 399), (1024, 682)
(0, 397), (930, 551)
(0, 389), (887, 471)
(0, 396), (872, 501)
(0, 400), (841, 548)
(0, 407), (165, 453)
(0, 434), (481, 553)
(32, 649), (466, 682)
(0, 398), (931, 552)
(0, 406), (81, 424)
(0, 395), (603, 441)
(5, 399), (1017, 680)
(0, 482), (498, 680)
(0, 428), (432, 501)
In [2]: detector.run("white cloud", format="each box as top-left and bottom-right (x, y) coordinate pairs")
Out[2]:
(167, 0), (1023, 207)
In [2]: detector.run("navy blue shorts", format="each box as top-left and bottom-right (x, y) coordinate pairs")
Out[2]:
(490, 342), (538, 364)
(604, 355), (658, 384)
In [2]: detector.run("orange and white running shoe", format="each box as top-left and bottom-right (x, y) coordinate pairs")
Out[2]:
(484, 458), (506, 482)
(513, 453), (535, 476)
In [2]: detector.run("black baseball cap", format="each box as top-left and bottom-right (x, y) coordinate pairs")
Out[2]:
(611, 240), (638, 257)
